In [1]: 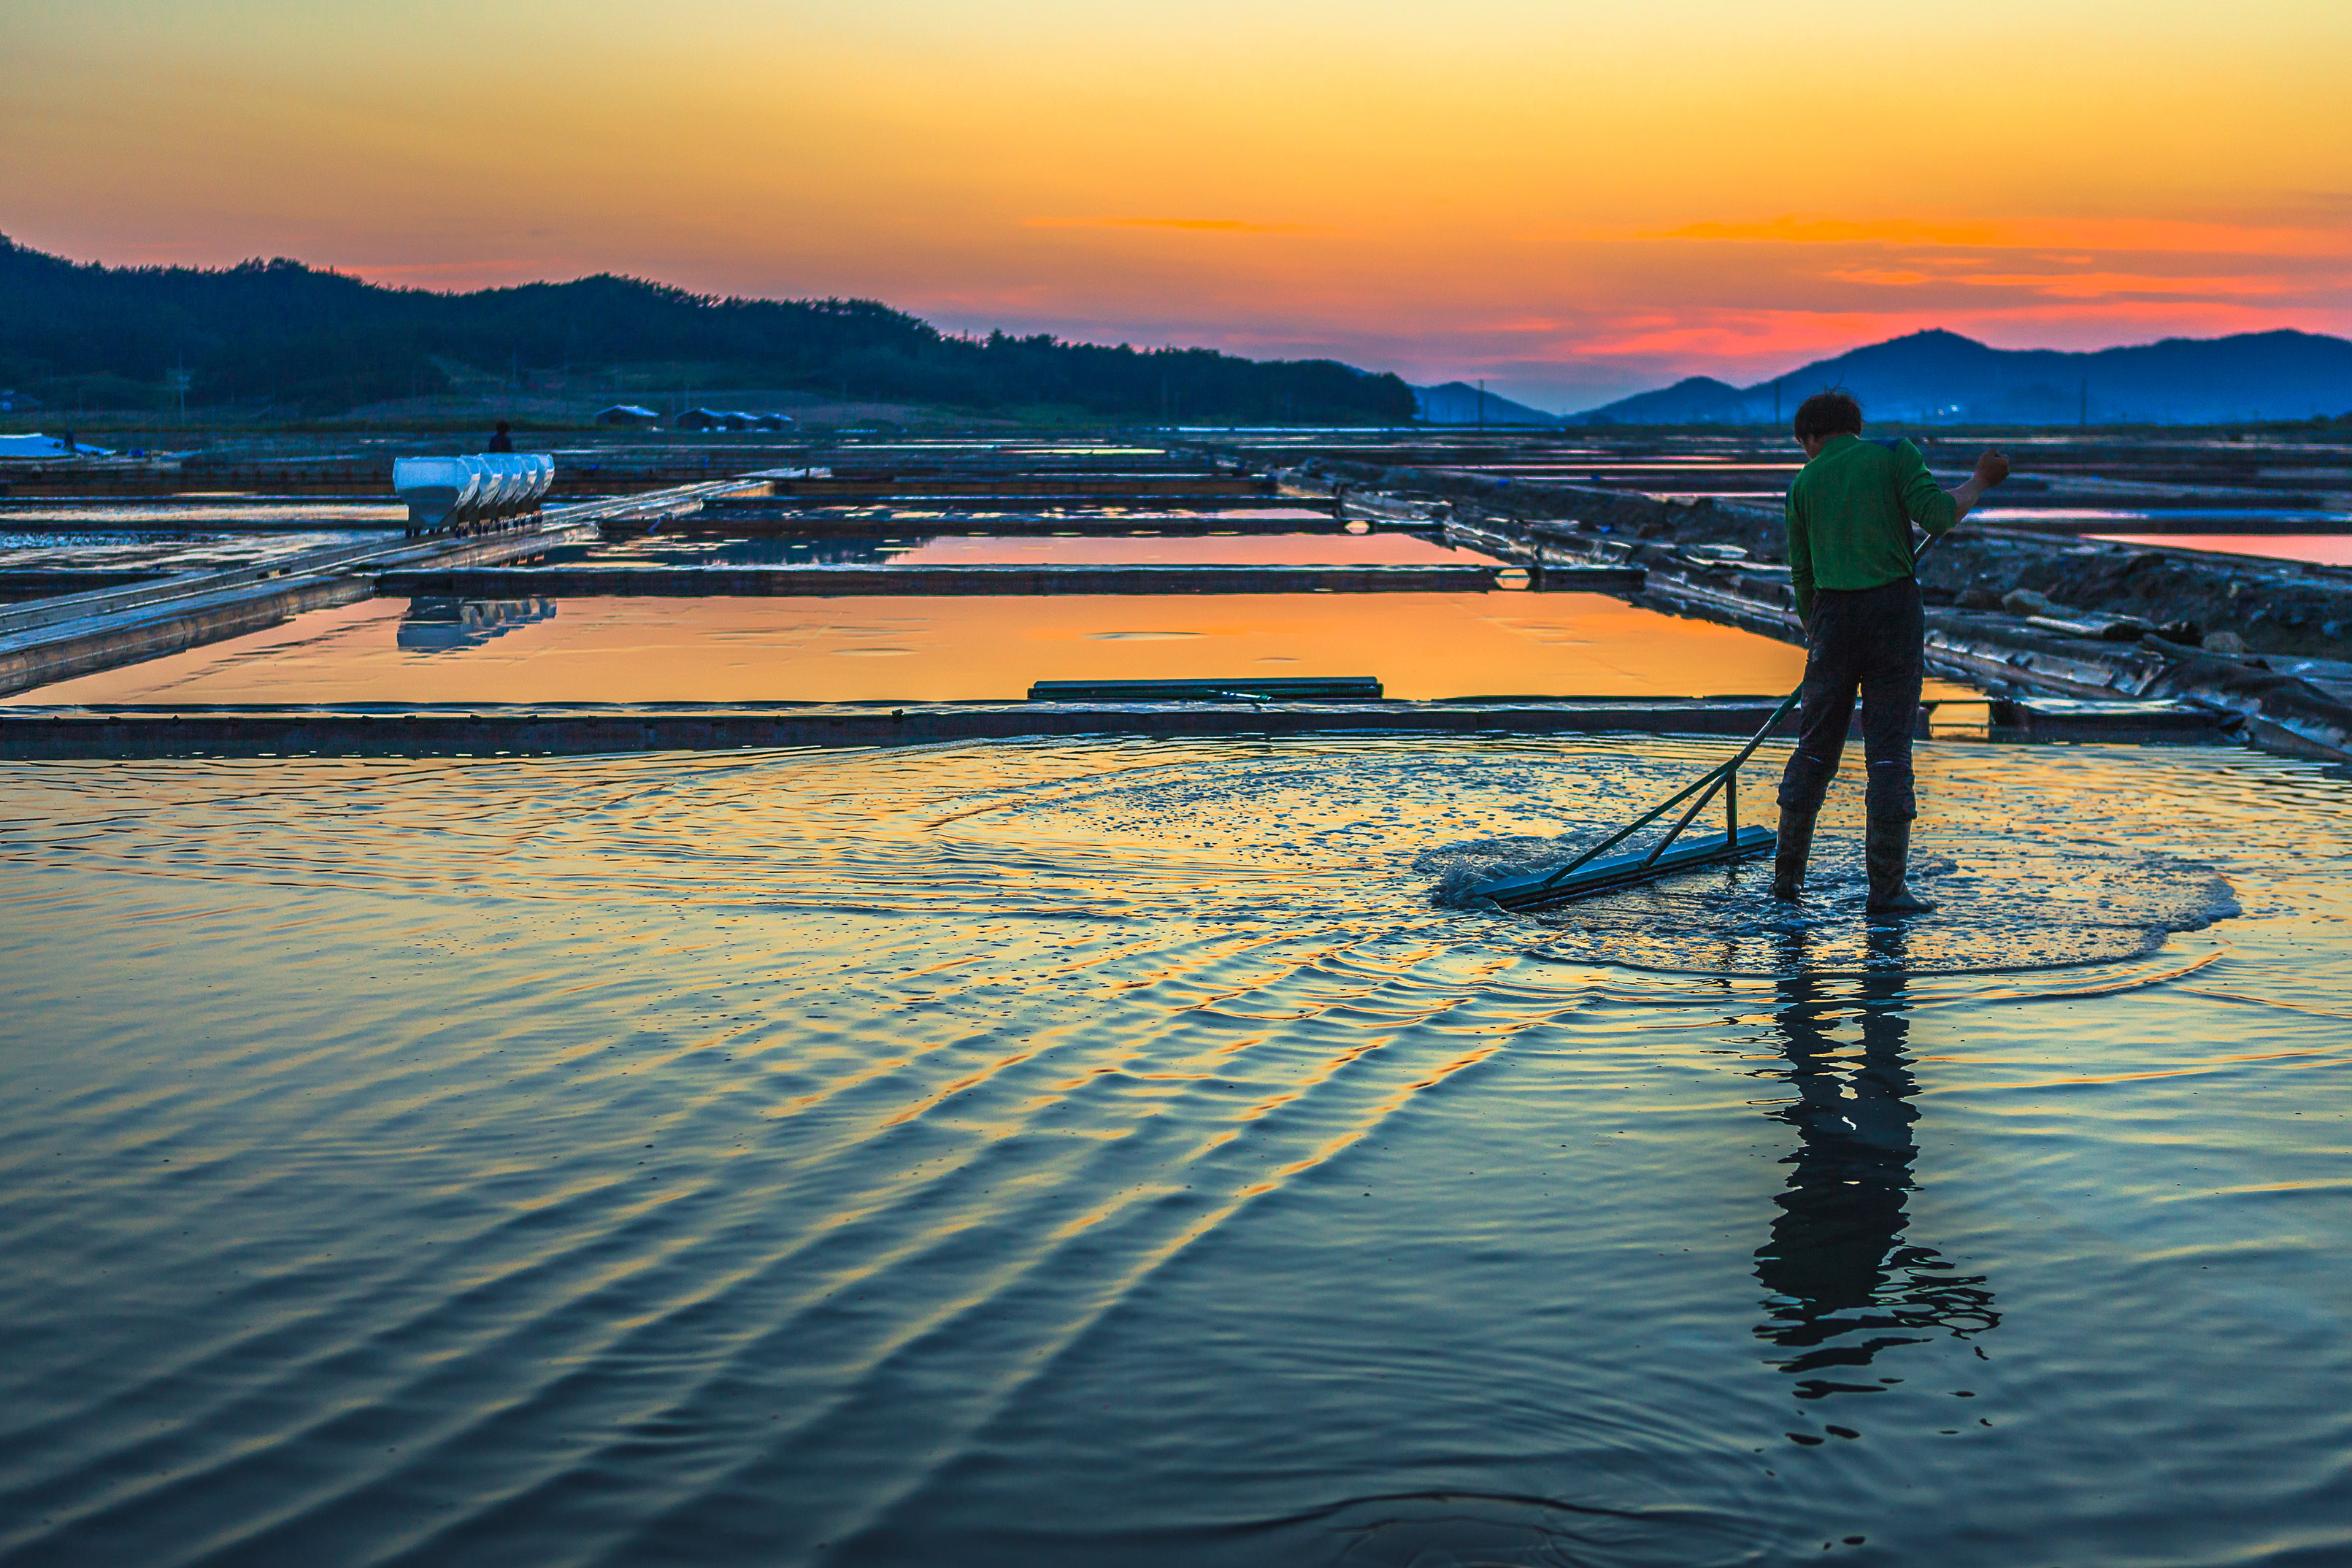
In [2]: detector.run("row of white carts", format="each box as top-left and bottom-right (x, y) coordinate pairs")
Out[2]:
(391, 453), (556, 531)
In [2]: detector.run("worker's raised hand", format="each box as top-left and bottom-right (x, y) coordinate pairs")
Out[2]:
(1945, 446), (2008, 524)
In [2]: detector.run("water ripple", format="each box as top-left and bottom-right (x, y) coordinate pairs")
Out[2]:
(2, 738), (2350, 1565)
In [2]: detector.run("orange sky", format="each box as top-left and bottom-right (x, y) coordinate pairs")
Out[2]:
(4, 0), (2348, 410)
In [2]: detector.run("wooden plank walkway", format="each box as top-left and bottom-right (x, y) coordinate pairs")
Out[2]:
(761, 479), (1272, 501)
(377, 563), (1526, 596)
(656, 510), (1367, 538)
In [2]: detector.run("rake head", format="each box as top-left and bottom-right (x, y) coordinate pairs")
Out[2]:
(1473, 825), (1777, 911)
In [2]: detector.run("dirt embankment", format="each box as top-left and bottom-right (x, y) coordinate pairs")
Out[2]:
(1291, 456), (2352, 662)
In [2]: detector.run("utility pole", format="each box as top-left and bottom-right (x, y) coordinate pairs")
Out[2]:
(1477, 378), (1486, 433)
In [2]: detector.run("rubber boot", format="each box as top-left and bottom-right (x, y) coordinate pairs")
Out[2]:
(1770, 804), (1818, 902)
(1864, 815), (1937, 915)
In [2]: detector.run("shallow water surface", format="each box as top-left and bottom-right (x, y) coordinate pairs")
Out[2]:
(1, 737), (2349, 1567)
(9, 593), (1853, 705)
(2094, 531), (2352, 567)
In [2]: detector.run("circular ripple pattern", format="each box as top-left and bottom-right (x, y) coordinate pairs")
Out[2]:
(8, 736), (2237, 981)
(1, 736), (2347, 1568)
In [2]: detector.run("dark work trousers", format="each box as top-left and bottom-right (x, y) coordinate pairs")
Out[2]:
(1776, 577), (1924, 821)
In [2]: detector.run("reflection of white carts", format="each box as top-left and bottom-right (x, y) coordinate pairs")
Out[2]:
(393, 453), (556, 534)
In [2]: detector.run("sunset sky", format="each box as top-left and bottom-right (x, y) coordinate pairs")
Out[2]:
(5, 0), (2348, 410)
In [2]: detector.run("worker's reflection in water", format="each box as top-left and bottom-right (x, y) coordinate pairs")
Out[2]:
(1753, 923), (1998, 1418)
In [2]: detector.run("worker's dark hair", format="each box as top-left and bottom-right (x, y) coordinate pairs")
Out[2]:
(494, 420), (512, 433)
(1793, 388), (1863, 441)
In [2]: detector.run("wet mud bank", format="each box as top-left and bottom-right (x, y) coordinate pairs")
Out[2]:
(0, 697), (1805, 759)
(1288, 456), (2352, 763)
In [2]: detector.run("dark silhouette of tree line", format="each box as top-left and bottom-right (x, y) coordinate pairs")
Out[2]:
(0, 234), (1414, 423)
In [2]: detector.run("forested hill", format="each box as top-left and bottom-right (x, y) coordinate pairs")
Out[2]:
(0, 236), (1416, 422)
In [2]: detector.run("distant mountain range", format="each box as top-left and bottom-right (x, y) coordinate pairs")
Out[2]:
(8, 228), (2342, 429)
(1410, 380), (1567, 427)
(1573, 328), (2352, 426)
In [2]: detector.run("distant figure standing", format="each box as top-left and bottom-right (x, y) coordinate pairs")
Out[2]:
(486, 420), (514, 453)
(1772, 391), (2007, 915)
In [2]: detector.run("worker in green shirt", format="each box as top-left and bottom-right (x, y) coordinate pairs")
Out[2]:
(1773, 390), (2008, 913)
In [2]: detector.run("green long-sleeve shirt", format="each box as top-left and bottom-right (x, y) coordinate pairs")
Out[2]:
(1784, 433), (1957, 620)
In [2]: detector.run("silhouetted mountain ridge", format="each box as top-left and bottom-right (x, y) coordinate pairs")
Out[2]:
(1410, 381), (1565, 426)
(0, 235), (1416, 422)
(1579, 328), (2352, 425)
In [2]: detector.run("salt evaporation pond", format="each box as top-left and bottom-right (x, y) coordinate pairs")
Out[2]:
(0, 528), (391, 577)
(1, 735), (2348, 1567)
